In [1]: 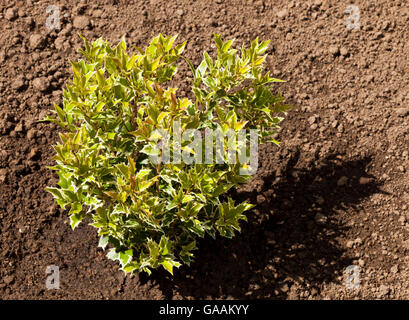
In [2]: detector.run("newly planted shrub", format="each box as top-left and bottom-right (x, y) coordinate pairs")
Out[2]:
(44, 34), (291, 275)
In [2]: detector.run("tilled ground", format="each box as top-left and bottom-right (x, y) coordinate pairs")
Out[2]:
(0, 0), (409, 299)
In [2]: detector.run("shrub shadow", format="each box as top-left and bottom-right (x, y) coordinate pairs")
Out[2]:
(139, 150), (385, 299)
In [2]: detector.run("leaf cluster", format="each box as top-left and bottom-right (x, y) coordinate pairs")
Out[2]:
(43, 34), (291, 275)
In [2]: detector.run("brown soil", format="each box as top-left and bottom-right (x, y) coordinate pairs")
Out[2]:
(1, 0), (409, 300)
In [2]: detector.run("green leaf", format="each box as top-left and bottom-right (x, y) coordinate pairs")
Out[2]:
(213, 183), (234, 197)
(159, 236), (171, 256)
(136, 168), (151, 180)
(119, 249), (133, 266)
(195, 60), (207, 79)
(70, 212), (85, 230)
(98, 235), (109, 250)
(222, 39), (234, 52)
(69, 202), (82, 215)
(183, 56), (196, 80)
(139, 177), (157, 192)
(54, 104), (65, 122)
(116, 163), (129, 179)
(161, 260), (181, 275)
(106, 248), (120, 261)
(182, 194), (194, 203)
(204, 51), (213, 69)
(140, 144), (160, 156)
(46, 187), (63, 200)
(214, 34), (223, 52)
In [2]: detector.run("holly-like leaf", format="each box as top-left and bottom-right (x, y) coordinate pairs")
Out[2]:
(161, 260), (181, 275)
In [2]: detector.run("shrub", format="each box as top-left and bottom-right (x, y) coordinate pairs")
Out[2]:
(43, 34), (290, 275)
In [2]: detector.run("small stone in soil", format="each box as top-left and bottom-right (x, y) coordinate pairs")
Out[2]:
(73, 16), (91, 29)
(314, 213), (327, 225)
(12, 75), (26, 91)
(27, 129), (37, 140)
(340, 47), (349, 56)
(29, 34), (45, 49)
(379, 285), (390, 296)
(308, 115), (317, 124)
(329, 45), (340, 56)
(0, 169), (7, 183)
(276, 9), (288, 19)
(32, 77), (49, 92)
(5, 8), (18, 21)
(3, 275), (15, 285)
(337, 176), (348, 186)
(359, 177), (372, 185)
(390, 265), (399, 274)
(28, 148), (40, 160)
(395, 108), (409, 117)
